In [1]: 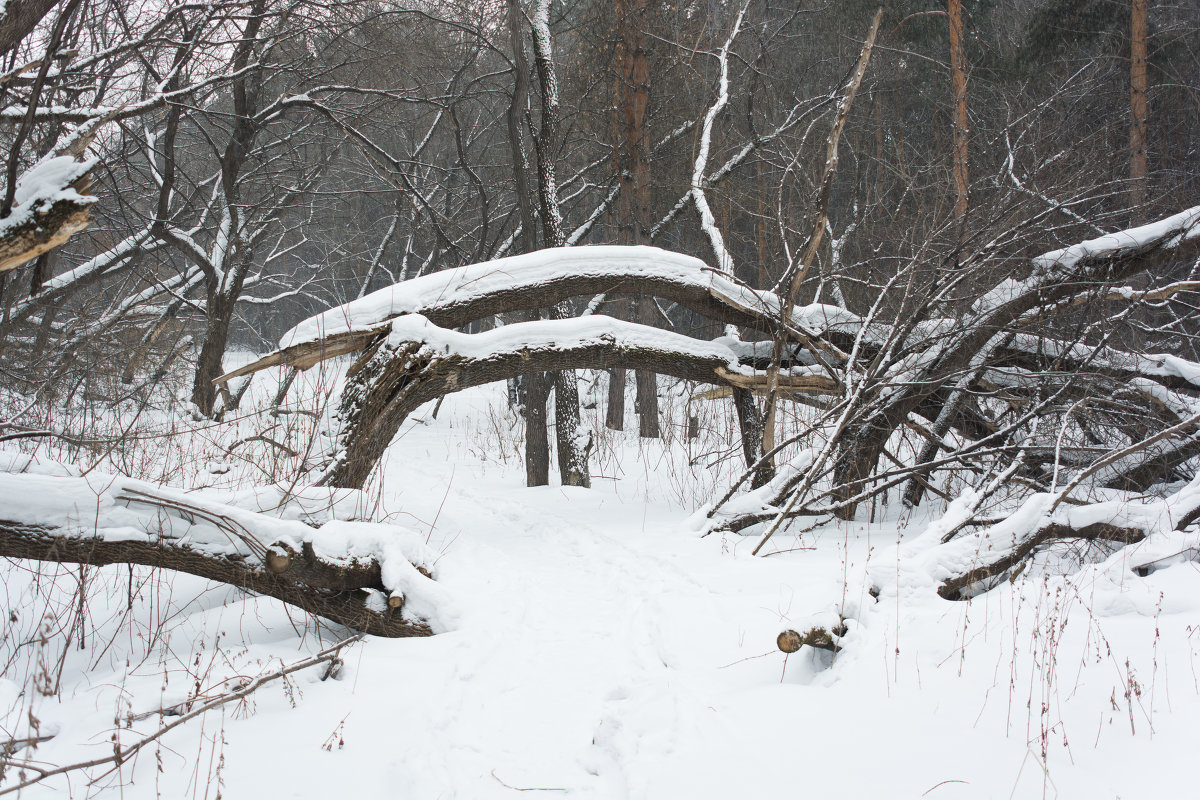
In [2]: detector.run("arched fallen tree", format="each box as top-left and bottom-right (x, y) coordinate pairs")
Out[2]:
(218, 246), (855, 380)
(218, 209), (1200, 612)
(5, 213), (1199, 640)
(316, 314), (837, 489)
(220, 245), (851, 489)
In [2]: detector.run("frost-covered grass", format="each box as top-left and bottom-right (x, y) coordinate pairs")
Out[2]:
(2, 364), (1199, 799)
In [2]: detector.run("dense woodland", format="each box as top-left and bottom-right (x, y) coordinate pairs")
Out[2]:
(0, 1), (1199, 794)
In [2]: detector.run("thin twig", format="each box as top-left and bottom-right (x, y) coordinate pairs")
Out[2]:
(0, 636), (362, 796)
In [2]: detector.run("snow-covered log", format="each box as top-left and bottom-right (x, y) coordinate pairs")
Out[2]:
(216, 246), (853, 382)
(0, 465), (441, 637)
(913, 471), (1200, 600)
(317, 314), (836, 489)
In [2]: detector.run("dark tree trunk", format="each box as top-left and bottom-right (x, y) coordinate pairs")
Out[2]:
(732, 387), (772, 488)
(524, 370), (552, 486)
(1130, 0), (1148, 213)
(634, 301), (660, 438)
(606, 368), (626, 430)
(191, 296), (232, 418)
(948, 0), (968, 223)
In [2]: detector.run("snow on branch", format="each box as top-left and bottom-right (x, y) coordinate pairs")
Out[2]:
(0, 155), (97, 273)
(689, 0), (749, 276)
(903, 472), (1200, 600)
(1032, 204), (1200, 272)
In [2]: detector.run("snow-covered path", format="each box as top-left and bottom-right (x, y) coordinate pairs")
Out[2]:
(5, 385), (1200, 799)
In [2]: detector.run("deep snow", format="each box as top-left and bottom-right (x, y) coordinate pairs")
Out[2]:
(2, 369), (1198, 800)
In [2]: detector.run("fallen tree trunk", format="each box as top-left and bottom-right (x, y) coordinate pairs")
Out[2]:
(0, 472), (438, 637)
(829, 204), (1200, 521)
(937, 519), (1146, 600)
(317, 314), (837, 489)
(216, 245), (848, 382)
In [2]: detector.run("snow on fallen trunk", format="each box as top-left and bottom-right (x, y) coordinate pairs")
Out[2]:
(0, 155), (98, 273)
(972, 204), (1200, 316)
(218, 245), (860, 381)
(0, 457), (452, 636)
(885, 471), (1200, 600)
(317, 314), (838, 490)
(1033, 204), (1200, 271)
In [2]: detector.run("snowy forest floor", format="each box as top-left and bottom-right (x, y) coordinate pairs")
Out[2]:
(2, 363), (1198, 799)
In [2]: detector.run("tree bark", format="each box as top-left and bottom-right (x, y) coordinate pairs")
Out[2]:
(633, 297), (661, 438)
(732, 387), (771, 488)
(0, 516), (432, 638)
(191, 296), (233, 418)
(0, 0), (61, 56)
(1130, 0), (1148, 213)
(948, 0), (969, 223)
(607, 366), (626, 430)
(615, 0), (659, 438)
(505, 0), (552, 487)
(0, 191), (92, 274)
(316, 321), (804, 490)
(529, 0), (591, 486)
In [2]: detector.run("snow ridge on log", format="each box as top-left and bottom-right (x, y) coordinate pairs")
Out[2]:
(0, 465), (447, 637)
(315, 314), (837, 489)
(217, 245), (858, 382)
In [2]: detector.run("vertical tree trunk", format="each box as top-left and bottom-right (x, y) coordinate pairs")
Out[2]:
(756, 159), (770, 289)
(606, 366), (626, 430)
(550, 357), (590, 487)
(615, 0), (659, 438)
(191, 295), (232, 418)
(530, 0), (591, 487)
(1130, 0), (1148, 213)
(634, 296), (660, 438)
(188, 1), (264, 421)
(732, 387), (771, 489)
(524, 371), (552, 487)
(948, 0), (969, 224)
(506, 0), (550, 486)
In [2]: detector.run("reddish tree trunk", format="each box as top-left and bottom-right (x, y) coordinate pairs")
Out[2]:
(1130, 0), (1148, 213)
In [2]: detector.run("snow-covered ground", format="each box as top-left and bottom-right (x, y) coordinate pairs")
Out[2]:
(2, 368), (1198, 799)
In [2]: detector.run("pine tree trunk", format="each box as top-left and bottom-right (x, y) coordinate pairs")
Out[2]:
(1130, 0), (1148, 213)
(948, 0), (969, 223)
(615, 0), (659, 438)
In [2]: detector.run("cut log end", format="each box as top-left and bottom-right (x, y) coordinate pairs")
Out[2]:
(387, 591), (405, 610)
(777, 629), (803, 653)
(778, 625), (844, 654)
(264, 547), (292, 574)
